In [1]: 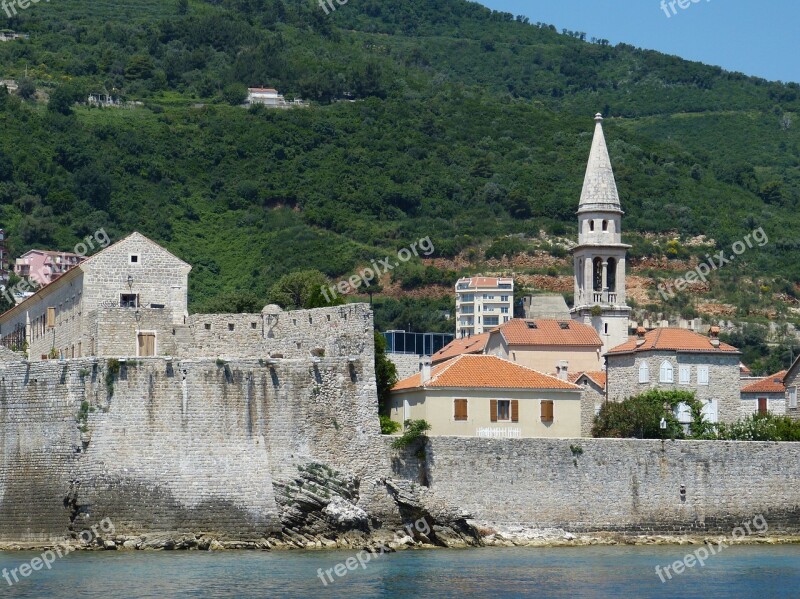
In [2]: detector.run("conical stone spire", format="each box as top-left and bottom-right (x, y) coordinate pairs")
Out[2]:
(578, 114), (622, 214)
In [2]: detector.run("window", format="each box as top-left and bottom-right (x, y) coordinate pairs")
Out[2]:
(497, 400), (511, 421)
(228, 323), (235, 331)
(541, 400), (554, 422)
(120, 294), (139, 308)
(490, 400), (518, 422)
(500, 295), (509, 302)
(602, 220), (608, 231)
(500, 307), (509, 314)
(604, 323), (608, 334)
(639, 361), (649, 383)
(204, 323), (211, 330)
(454, 399), (468, 421)
(484, 316), (499, 326)
(46, 307), (55, 328)
(589, 220), (595, 232)
(758, 398), (768, 416)
(129, 254), (139, 264)
(679, 365), (690, 384)
(251, 322), (258, 329)
(659, 361), (674, 383)
(790, 387), (798, 409)
(698, 366), (709, 386)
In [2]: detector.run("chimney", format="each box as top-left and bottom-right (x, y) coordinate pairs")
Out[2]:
(635, 326), (647, 347)
(420, 357), (432, 385)
(709, 325), (720, 348)
(557, 360), (569, 381)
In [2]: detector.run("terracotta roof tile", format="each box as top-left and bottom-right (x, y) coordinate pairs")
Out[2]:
(492, 319), (602, 347)
(741, 371), (787, 393)
(392, 355), (580, 392)
(607, 328), (739, 355)
(569, 371), (607, 389)
(431, 333), (489, 365)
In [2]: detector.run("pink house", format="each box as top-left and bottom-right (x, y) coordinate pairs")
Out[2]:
(14, 250), (84, 287)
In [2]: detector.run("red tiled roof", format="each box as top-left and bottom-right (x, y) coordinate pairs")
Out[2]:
(391, 354), (580, 392)
(740, 363), (752, 376)
(431, 333), (489, 365)
(569, 371), (607, 389)
(607, 328), (739, 355)
(249, 88), (278, 93)
(492, 319), (602, 347)
(457, 277), (512, 289)
(741, 371), (787, 393)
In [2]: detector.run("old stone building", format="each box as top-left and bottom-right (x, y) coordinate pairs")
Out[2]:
(780, 356), (800, 420)
(606, 327), (741, 424)
(569, 371), (607, 436)
(0, 232), (372, 362)
(740, 371), (787, 417)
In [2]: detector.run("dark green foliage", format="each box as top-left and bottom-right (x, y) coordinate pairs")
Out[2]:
(374, 331), (397, 415)
(485, 237), (529, 260)
(391, 419), (431, 449)
(0, 0), (796, 333)
(380, 415), (401, 434)
(592, 389), (705, 440)
(714, 413), (800, 442)
(196, 291), (263, 314)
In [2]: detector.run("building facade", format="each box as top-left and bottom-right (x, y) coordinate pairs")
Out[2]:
(606, 327), (741, 425)
(570, 114), (632, 356)
(780, 357), (800, 420)
(455, 276), (513, 338)
(389, 354), (583, 438)
(483, 318), (603, 375)
(14, 250), (84, 287)
(740, 371), (787, 417)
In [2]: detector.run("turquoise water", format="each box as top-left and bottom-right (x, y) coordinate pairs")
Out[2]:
(1, 545), (798, 598)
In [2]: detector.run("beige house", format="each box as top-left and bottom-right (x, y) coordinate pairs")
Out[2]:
(484, 318), (603, 375)
(389, 354), (583, 438)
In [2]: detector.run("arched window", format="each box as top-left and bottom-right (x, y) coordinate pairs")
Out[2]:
(593, 257), (603, 291)
(604, 322), (609, 335)
(660, 360), (674, 383)
(639, 361), (649, 384)
(607, 258), (617, 292)
(589, 220), (595, 232)
(602, 220), (608, 231)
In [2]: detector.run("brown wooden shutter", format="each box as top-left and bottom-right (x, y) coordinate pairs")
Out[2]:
(511, 400), (519, 422)
(454, 399), (468, 421)
(758, 398), (768, 416)
(490, 399), (498, 422)
(46, 307), (55, 328)
(541, 400), (554, 422)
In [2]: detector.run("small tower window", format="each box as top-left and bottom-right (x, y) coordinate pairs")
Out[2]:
(589, 220), (595, 232)
(602, 220), (608, 231)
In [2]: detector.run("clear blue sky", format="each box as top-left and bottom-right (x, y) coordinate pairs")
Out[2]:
(478, 0), (799, 83)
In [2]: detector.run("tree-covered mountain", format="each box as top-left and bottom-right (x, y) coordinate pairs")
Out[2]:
(0, 0), (798, 337)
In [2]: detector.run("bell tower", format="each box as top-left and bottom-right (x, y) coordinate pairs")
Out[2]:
(570, 114), (631, 355)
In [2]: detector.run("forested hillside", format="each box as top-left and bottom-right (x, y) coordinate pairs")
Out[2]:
(0, 0), (799, 343)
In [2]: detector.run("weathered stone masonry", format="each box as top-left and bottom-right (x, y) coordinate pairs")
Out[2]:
(418, 437), (800, 533)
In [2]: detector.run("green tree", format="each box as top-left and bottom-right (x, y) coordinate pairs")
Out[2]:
(268, 269), (332, 310)
(374, 331), (398, 415)
(16, 78), (36, 100)
(593, 389), (704, 440)
(221, 83), (248, 106)
(197, 291), (263, 314)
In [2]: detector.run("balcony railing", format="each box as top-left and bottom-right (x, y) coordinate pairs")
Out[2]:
(590, 291), (619, 305)
(477, 427), (521, 439)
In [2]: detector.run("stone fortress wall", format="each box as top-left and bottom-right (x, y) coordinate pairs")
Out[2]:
(0, 304), (397, 543)
(2, 301), (800, 543)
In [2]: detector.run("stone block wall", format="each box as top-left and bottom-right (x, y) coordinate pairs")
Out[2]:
(387, 354), (421, 381)
(0, 349), (394, 542)
(424, 437), (800, 533)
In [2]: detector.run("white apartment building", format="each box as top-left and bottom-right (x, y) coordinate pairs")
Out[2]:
(455, 276), (514, 338)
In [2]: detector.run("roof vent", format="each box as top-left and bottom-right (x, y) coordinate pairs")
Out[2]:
(559, 322), (570, 330)
(635, 326), (647, 347)
(709, 325), (720, 348)
(526, 322), (538, 329)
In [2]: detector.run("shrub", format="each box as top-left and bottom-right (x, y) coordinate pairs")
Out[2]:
(391, 419), (431, 449)
(380, 415), (401, 434)
(593, 390), (704, 440)
(714, 413), (800, 442)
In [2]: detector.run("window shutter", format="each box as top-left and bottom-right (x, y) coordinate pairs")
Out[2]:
(46, 307), (55, 328)
(454, 399), (468, 421)
(490, 399), (498, 422)
(790, 387), (798, 409)
(541, 400), (554, 422)
(511, 400), (519, 422)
